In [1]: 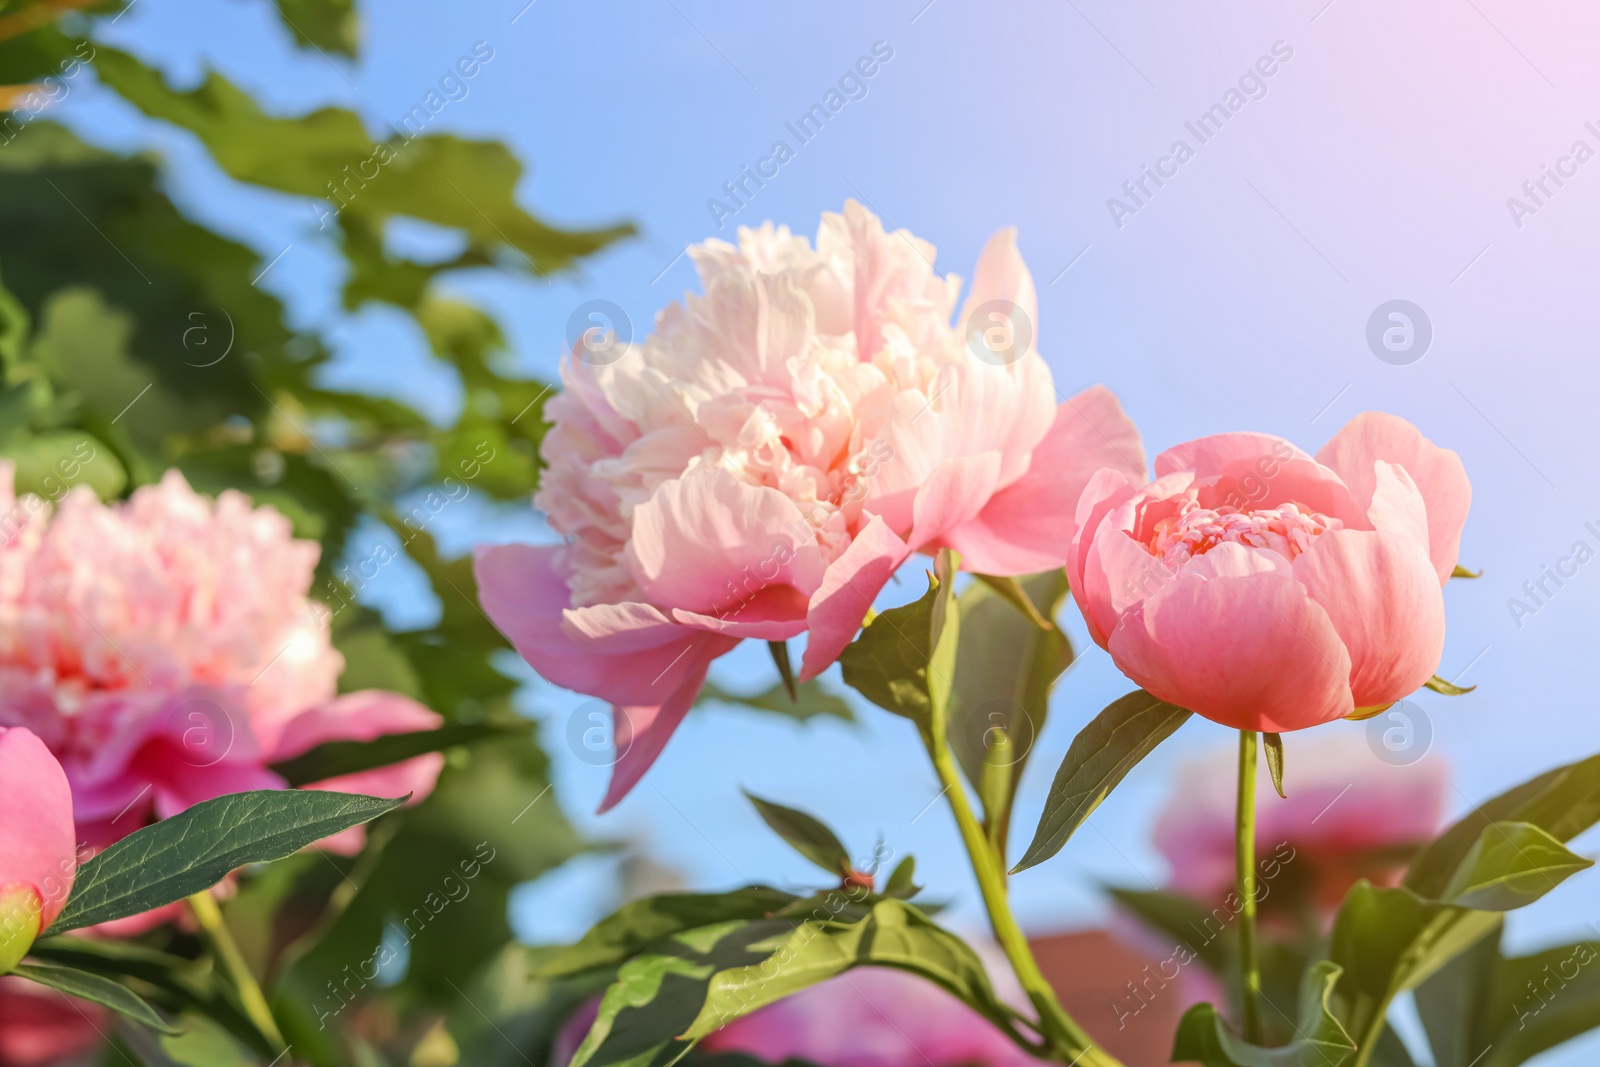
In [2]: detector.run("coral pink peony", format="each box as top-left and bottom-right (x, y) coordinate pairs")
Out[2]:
(1151, 733), (1449, 914)
(478, 202), (1144, 809)
(0, 467), (444, 854)
(0, 728), (76, 968)
(1068, 412), (1469, 732)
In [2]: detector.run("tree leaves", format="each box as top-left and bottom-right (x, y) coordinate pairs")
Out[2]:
(90, 48), (632, 290)
(271, 0), (359, 57)
(45, 790), (404, 935)
(1012, 689), (1191, 874)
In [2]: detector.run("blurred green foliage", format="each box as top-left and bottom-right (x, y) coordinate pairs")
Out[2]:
(0, 1), (633, 1063)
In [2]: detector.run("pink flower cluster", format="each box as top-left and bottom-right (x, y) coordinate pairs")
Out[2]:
(0, 466), (444, 854)
(478, 201), (1144, 808)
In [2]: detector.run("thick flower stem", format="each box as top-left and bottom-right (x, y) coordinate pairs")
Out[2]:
(928, 739), (1123, 1067)
(1235, 730), (1264, 1045)
(188, 890), (285, 1049)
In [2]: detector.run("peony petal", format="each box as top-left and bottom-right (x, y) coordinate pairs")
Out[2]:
(1066, 468), (1144, 648)
(625, 467), (828, 616)
(958, 226), (1039, 349)
(599, 644), (720, 812)
(800, 515), (909, 681)
(1107, 570), (1354, 732)
(475, 543), (710, 706)
(1316, 411), (1471, 584)
(906, 452), (1002, 554)
(940, 385), (1146, 574)
(1365, 461), (1431, 550)
(1158, 432), (1365, 526)
(1293, 528), (1445, 708)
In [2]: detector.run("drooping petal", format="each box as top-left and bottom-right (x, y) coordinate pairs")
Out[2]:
(475, 543), (708, 707)
(1316, 411), (1471, 583)
(1294, 528), (1445, 708)
(940, 386), (1146, 574)
(799, 515), (909, 681)
(1107, 569), (1354, 732)
(599, 643), (721, 812)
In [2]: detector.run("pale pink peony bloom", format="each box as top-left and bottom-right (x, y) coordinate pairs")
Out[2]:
(1152, 733), (1450, 914)
(0, 728), (77, 942)
(1068, 413), (1470, 733)
(0, 467), (443, 855)
(478, 202), (1144, 809)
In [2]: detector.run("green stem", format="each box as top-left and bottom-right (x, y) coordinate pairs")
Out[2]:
(1236, 730), (1264, 1044)
(928, 738), (1123, 1067)
(188, 891), (285, 1049)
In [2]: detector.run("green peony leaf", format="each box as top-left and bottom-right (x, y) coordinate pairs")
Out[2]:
(1171, 960), (1356, 1067)
(269, 720), (535, 787)
(13, 961), (181, 1035)
(534, 888), (799, 979)
(1406, 754), (1600, 899)
(1440, 821), (1592, 911)
(947, 569), (1072, 847)
(698, 678), (854, 724)
(743, 792), (854, 879)
(45, 790), (404, 935)
(838, 551), (960, 737)
(682, 899), (1017, 1041)
(1011, 689), (1191, 874)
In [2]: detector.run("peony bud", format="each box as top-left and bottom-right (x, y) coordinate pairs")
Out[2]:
(0, 729), (76, 973)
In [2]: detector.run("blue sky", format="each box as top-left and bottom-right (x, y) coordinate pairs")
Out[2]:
(59, 1), (1600, 1060)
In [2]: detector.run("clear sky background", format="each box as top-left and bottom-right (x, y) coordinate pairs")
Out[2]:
(59, 1), (1600, 1061)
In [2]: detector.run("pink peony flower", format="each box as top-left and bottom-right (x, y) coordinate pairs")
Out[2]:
(0, 467), (444, 855)
(1068, 412), (1469, 732)
(0, 975), (103, 1066)
(1152, 733), (1450, 914)
(0, 728), (76, 967)
(478, 202), (1144, 808)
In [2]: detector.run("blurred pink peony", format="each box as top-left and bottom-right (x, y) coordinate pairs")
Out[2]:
(0, 975), (103, 1067)
(1068, 412), (1469, 733)
(553, 948), (1036, 1067)
(478, 201), (1144, 809)
(0, 467), (444, 855)
(0, 728), (76, 964)
(1152, 732), (1450, 914)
